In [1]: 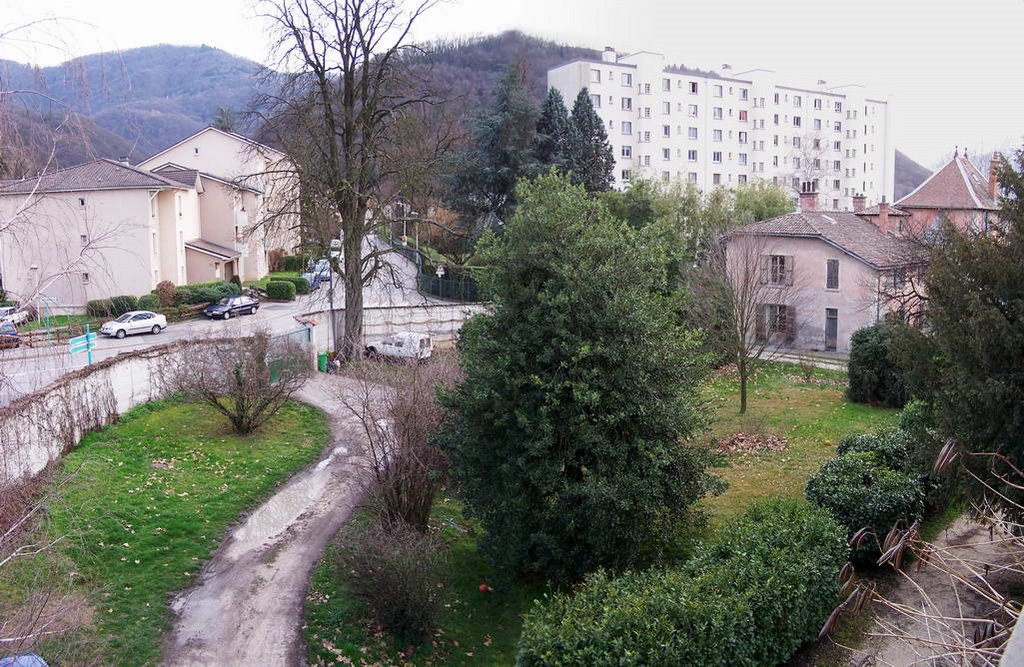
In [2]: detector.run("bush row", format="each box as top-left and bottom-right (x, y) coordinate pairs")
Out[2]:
(85, 279), (244, 317)
(270, 275), (310, 294)
(86, 295), (138, 317)
(173, 280), (241, 305)
(516, 499), (847, 666)
(265, 280), (296, 301)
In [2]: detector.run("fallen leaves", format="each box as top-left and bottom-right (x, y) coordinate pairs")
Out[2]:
(715, 432), (788, 456)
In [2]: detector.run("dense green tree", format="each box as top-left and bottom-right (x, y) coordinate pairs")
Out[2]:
(847, 320), (910, 408)
(896, 147), (1024, 515)
(534, 87), (573, 171)
(733, 180), (795, 222)
(438, 173), (720, 585)
(445, 64), (540, 222)
(566, 88), (615, 193)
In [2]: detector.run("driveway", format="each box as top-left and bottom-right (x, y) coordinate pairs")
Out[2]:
(162, 374), (368, 666)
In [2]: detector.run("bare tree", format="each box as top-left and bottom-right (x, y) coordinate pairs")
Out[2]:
(254, 0), (446, 359)
(337, 355), (459, 531)
(705, 233), (813, 413)
(163, 335), (310, 435)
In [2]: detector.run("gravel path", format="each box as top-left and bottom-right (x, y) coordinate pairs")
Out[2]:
(162, 375), (367, 666)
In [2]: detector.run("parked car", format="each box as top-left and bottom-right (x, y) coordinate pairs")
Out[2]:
(100, 310), (167, 339)
(0, 321), (21, 349)
(365, 332), (432, 361)
(204, 295), (259, 319)
(302, 259), (333, 290)
(0, 305), (28, 326)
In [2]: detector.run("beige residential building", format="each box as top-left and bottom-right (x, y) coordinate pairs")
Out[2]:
(138, 126), (300, 280)
(0, 159), (201, 314)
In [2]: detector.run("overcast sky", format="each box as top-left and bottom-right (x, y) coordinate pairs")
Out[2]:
(2, 0), (1021, 167)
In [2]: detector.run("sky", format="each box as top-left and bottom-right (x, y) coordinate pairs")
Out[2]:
(1, 0), (1022, 168)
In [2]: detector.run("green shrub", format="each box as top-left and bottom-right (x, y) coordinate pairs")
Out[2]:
(174, 280), (241, 305)
(837, 429), (910, 470)
(230, 274), (243, 291)
(270, 275), (310, 295)
(109, 295), (138, 316)
(899, 400), (956, 509)
(517, 499), (847, 667)
(137, 294), (161, 311)
(265, 280), (296, 301)
(280, 255), (308, 272)
(848, 322), (909, 408)
(806, 452), (923, 559)
(86, 299), (113, 317)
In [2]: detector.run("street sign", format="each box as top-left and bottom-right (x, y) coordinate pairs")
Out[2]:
(68, 325), (97, 364)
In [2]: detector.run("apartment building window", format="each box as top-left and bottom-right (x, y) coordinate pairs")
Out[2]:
(713, 107), (723, 119)
(622, 121), (633, 134)
(826, 259), (840, 290)
(793, 116), (802, 127)
(662, 78), (671, 92)
(687, 149), (698, 161)
(713, 151), (722, 163)
(714, 84), (723, 97)
(738, 174), (748, 184)
(662, 101), (671, 114)
(661, 171), (671, 182)
(834, 121), (842, 132)
(662, 148), (671, 160)
(813, 139), (821, 150)
(688, 172), (698, 183)
(738, 131), (748, 144)
(688, 104), (698, 117)
(834, 140), (842, 151)
(832, 179), (841, 190)
(621, 73), (632, 86)
(833, 160), (841, 170)
(773, 113), (779, 126)
(82, 272), (91, 284)
(813, 98), (822, 110)
(738, 153), (748, 165)
(662, 125), (671, 138)
(644, 107), (651, 118)
(773, 134), (779, 146)
(644, 83), (651, 94)
(590, 94), (601, 108)
(643, 131), (651, 142)
(152, 231), (158, 253)
(713, 173), (722, 185)
(689, 81), (698, 94)
(621, 169), (632, 181)
(834, 101), (843, 112)
(793, 136), (801, 148)
(794, 157), (802, 169)
(621, 97), (632, 111)
(608, 119), (614, 130)
(713, 129), (723, 142)
(79, 234), (88, 246)
(78, 197), (86, 207)
(740, 88), (749, 101)
(739, 110), (748, 122)
(773, 92), (780, 104)
(688, 126), (698, 140)
(772, 156), (779, 167)
(621, 145), (632, 158)
(590, 68), (601, 83)
(793, 95), (802, 108)
(813, 119), (822, 130)
(643, 155), (651, 166)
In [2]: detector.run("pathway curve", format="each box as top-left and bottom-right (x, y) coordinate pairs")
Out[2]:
(162, 374), (367, 666)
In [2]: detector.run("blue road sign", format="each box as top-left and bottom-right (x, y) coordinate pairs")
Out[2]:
(68, 325), (97, 364)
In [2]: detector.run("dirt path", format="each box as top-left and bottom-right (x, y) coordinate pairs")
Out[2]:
(847, 517), (1021, 666)
(162, 374), (367, 666)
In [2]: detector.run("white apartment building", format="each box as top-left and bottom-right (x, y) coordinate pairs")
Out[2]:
(548, 48), (895, 211)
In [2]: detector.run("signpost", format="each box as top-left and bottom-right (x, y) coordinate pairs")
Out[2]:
(68, 325), (97, 365)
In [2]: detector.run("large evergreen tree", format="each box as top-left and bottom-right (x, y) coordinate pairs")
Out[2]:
(567, 88), (615, 193)
(438, 173), (719, 585)
(896, 147), (1024, 515)
(445, 64), (540, 222)
(535, 87), (573, 171)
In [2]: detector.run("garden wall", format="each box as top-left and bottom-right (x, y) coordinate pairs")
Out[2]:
(314, 302), (488, 352)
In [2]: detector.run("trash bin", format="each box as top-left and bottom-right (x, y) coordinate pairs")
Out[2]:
(317, 353), (328, 373)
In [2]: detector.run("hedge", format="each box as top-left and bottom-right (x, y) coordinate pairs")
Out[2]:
(173, 280), (241, 305)
(806, 451), (923, 560)
(848, 322), (909, 408)
(279, 255), (309, 272)
(516, 499), (847, 666)
(273, 275), (310, 295)
(265, 280), (296, 301)
(137, 294), (161, 311)
(836, 429), (910, 471)
(86, 296), (137, 317)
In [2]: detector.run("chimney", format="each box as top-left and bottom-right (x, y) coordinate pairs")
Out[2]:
(852, 193), (866, 213)
(602, 47), (616, 63)
(798, 181), (818, 212)
(119, 156), (131, 166)
(988, 152), (1003, 199)
(876, 196), (896, 235)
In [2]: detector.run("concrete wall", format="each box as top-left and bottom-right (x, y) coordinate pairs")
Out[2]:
(313, 302), (489, 353)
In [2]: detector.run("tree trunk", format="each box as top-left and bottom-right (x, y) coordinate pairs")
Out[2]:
(739, 356), (748, 414)
(341, 225), (365, 359)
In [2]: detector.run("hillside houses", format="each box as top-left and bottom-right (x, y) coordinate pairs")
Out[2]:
(0, 128), (299, 314)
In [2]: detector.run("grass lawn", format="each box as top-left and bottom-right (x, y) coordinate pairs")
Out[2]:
(703, 362), (898, 530)
(305, 496), (545, 666)
(20, 314), (96, 331)
(246, 271), (301, 289)
(2, 399), (328, 666)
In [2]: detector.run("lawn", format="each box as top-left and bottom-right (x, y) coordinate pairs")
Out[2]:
(703, 362), (898, 529)
(20, 314), (96, 331)
(305, 496), (545, 666)
(303, 361), (899, 666)
(1, 398), (329, 666)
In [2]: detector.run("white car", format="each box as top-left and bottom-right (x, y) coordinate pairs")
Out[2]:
(100, 310), (167, 339)
(365, 332), (433, 361)
(0, 306), (28, 326)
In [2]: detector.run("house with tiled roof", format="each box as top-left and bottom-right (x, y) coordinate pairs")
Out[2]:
(726, 188), (927, 354)
(0, 159), (203, 314)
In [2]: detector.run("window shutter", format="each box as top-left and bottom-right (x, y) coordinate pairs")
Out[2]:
(785, 256), (795, 286)
(759, 256), (769, 284)
(755, 304), (766, 341)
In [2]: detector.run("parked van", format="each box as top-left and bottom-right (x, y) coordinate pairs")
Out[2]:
(365, 332), (432, 361)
